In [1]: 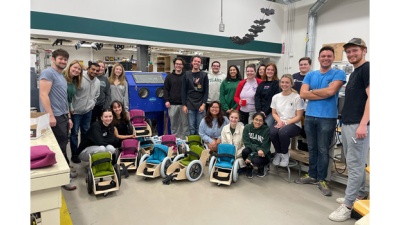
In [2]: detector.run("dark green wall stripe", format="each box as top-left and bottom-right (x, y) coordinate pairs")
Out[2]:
(31, 11), (282, 54)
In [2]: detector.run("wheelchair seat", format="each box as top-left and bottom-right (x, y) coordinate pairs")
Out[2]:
(214, 143), (236, 169)
(91, 152), (115, 177)
(179, 145), (202, 166)
(129, 109), (152, 137)
(147, 144), (169, 165)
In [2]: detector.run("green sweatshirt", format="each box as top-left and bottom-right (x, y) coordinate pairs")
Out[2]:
(242, 123), (271, 160)
(219, 78), (240, 111)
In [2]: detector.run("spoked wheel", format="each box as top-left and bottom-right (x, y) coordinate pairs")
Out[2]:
(186, 160), (203, 182)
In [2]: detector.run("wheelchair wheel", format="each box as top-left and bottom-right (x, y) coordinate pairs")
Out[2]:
(208, 156), (216, 175)
(186, 160), (203, 182)
(135, 151), (142, 167)
(114, 164), (121, 187)
(160, 157), (172, 178)
(232, 160), (239, 183)
(86, 169), (93, 194)
(173, 154), (185, 163)
(139, 154), (149, 166)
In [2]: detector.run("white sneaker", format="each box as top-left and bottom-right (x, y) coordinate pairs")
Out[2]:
(272, 153), (281, 166)
(279, 153), (290, 167)
(328, 204), (351, 222)
(336, 197), (345, 204)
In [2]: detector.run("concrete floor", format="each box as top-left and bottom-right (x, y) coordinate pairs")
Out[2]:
(63, 144), (361, 225)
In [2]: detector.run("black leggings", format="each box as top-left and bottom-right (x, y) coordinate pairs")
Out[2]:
(242, 147), (270, 168)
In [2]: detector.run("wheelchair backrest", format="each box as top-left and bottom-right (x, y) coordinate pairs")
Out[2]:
(147, 144), (169, 163)
(121, 139), (140, 156)
(91, 152), (114, 177)
(187, 135), (202, 148)
(129, 109), (147, 127)
(161, 134), (177, 152)
(180, 145), (203, 166)
(217, 143), (236, 164)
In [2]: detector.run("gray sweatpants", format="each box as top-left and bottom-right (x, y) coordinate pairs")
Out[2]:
(168, 105), (189, 140)
(342, 124), (370, 207)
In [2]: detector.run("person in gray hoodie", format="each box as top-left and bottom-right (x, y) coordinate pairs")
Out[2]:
(90, 60), (111, 124)
(70, 62), (100, 163)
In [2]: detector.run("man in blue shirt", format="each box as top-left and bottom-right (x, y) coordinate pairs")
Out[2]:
(295, 46), (346, 197)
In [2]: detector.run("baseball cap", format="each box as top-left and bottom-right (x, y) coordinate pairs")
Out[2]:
(343, 38), (367, 49)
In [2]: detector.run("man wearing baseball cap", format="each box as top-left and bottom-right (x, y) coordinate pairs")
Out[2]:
(329, 38), (370, 222)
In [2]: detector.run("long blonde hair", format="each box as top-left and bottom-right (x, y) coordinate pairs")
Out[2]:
(63, 60), (83, 88)
(109, 63), (126, 86)
(280, 74), (297, 93)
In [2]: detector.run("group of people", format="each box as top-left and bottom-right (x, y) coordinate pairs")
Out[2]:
(164, 38), (370, 223)
(39, 37), (369, 223)
(39, 51), (135, 191)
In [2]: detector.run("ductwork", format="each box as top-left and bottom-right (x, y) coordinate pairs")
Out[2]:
(305, 0), (329, 59)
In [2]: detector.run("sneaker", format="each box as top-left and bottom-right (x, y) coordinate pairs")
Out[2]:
(295, 174), (317, 184)
(279, 153), (289, 167)
(71, 155), (81, 164)
(62, 181), (77, 191)
(257, 166), (268, 177)
(246, 165), (253, 179)
(318, 180), (332, 196)
(336, 196), (368, 204)
(272, 153), (281, 166)
(328, 204), (351, 222)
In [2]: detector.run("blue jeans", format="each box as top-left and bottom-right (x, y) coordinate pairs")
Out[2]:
(188, 110), (205, 135)
(265, 113), (274, 128)
(70, 111), (92, 157)
(304, 116), (336, 181)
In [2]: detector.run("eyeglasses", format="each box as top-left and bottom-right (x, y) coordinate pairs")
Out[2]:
(253, 118), (264, 123)
(175, 63), (183, 66)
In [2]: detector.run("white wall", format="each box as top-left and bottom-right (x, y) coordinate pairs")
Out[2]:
(287, 0), (369, 74)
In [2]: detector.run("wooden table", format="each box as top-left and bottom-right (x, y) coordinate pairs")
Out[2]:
(30, 130), (70, 225)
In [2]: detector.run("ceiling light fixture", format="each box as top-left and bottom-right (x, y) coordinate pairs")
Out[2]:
(114, 44), (125, 51)
(91, 42), (103, 51)
(75, 41), (86, 50)
(52, 39), (63, 46)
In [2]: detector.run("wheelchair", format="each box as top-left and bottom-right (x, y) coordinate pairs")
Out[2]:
(117, 138), (141, 178)
(160, 134), (182, 160)
(129, 109), (152, 138)
(86, 151), (121, 196)
(137, 136), (154, 155)
(136, 144), (173, 179)
(162, 142), (210, 185)
(208, 143), (240, 186)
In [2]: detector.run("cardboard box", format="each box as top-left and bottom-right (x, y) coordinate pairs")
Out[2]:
(30, 112), (50, 139)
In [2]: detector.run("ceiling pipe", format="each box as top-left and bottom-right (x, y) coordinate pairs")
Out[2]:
(305, 0), (329, 59)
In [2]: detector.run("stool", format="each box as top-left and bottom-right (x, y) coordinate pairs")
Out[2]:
(275, 158), (298, 182)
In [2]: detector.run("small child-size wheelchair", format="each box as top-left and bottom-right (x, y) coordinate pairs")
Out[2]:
(162, 140), (210, 185)
(208, 143), (240, 186)
(86, 151), (121, 197)
(117, 138), (141, 178)
(129, 109), (152, 138)
(136, 144), (173, 179)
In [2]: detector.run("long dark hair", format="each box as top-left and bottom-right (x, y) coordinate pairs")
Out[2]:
(205, 101), (225, 128)
(110, 100), (129, 126)
(226, 65), (242, 81)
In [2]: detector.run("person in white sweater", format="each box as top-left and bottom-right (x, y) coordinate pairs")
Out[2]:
(221, 109), (246, 169)
(206, 61), (226, 111)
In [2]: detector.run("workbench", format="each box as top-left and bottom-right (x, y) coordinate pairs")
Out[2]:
(30, 130), (70, 225)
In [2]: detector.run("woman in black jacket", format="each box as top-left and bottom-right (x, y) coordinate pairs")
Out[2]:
(78, 108), (119, 162)
(254, 62), (281, 128)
